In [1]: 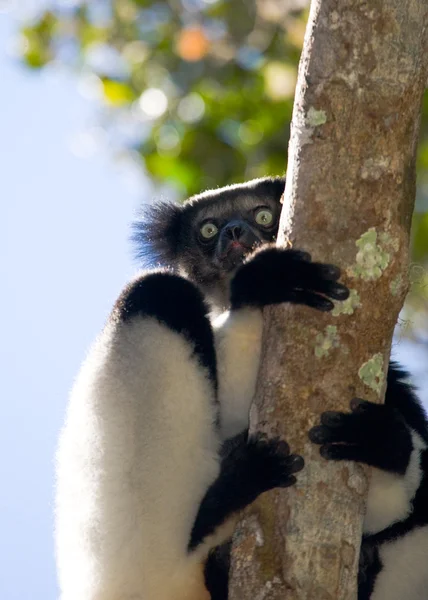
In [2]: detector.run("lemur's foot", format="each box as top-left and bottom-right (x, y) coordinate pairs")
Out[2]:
(309, 399), (412, 474)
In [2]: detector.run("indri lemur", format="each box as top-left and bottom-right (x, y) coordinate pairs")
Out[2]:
(55, 178), (348, 600)
(135, 176), (428, 599)
(56, 177), (428, 600)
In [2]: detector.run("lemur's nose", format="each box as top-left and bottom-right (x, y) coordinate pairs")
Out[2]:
(225, 222), (244, 240)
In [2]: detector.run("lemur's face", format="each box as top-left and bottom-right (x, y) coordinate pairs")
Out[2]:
(177, 191), (282, 307)
(189, 198), (280, 275)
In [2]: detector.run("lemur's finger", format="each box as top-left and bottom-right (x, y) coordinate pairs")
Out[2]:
(286, 454), (305, 473)
(310, 411), (371, 445)
(277, 475), (297, 488)
(324, 282), (349, 300)
(287, 291), (335, 311)
(288, 249), (312, 262)
(314, 263), (342, 281)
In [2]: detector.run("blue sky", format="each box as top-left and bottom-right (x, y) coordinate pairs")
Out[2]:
(1, 5), (428, 600)
(0, 11), (143, 600)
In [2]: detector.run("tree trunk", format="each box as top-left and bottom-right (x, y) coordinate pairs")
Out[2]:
(229, 1), (428, 599)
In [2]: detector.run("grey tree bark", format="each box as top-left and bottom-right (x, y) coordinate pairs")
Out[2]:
(229, 1), (428, 599)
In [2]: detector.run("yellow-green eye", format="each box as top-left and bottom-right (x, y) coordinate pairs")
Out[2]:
(200, 222), (218, 239)
(255, 208), (273, 226)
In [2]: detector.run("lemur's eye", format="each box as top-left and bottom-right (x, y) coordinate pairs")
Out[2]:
(200, 222), (218, 240)
(255, 208), (273, 227)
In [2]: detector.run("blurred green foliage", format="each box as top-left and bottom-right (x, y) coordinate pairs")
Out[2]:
(18, 0), (305, 195)
(19, 0), (428, 270)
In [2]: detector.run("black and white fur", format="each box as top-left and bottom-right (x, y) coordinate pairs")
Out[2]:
(309, 365), (428, 600)
(56, 229), (348, 598)
(133, 176), (428, 600)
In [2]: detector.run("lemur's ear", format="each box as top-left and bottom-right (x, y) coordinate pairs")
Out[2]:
(253, 176), (286, 204)
(132, 202), (183, 269)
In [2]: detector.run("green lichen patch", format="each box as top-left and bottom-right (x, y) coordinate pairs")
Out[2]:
(358, 353), (384, 395)
(306, 106), (327, 127)
(390, 275), (403, 296)
(348, 228), (391, 281)
(379, 232), (399, 252)
(315, 325), (340, 358)
(332, 289), (361, 316)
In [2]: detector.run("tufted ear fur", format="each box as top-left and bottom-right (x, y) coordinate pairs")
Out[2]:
(132, 202), (183, 269)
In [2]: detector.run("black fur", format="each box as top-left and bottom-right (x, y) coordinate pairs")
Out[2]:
(309, 400), (413, 473)
(385, 363), (428, 444)
(204, 542), (231, 600)
(230, 247), (349, 310)
(358, 542), (382, 600)
(113, 271), (217, 386)
(350, 447), (428, 598)
(188, 432), (304, 552)
(309, 364), (427, 474)
(362, 454), (428, 546)
(132, 202), (183, 268)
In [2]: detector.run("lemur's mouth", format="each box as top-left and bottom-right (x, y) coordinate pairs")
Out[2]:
(218, 242), (248, 260)
(228, 241), (252, 254)
(219, 242), (256, 272)
(216, 232), (264, 273)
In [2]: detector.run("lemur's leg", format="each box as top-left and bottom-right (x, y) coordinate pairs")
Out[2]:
(309, 364), (428, 533)
(56, 272), (221, 600)
(309, 363), (428, 600)
(188, 431), (304, 553)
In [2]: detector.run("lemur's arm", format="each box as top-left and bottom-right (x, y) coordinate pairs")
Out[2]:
(229, 247), (348, 311)
(215, 247), (349, 439)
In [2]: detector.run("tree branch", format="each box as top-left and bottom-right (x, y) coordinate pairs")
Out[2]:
(229, 0), (428, 598)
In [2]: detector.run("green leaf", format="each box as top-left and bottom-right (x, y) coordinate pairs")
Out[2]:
(101, 79), (136, 106)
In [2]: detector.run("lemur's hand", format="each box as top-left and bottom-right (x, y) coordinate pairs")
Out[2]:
(223, 433), (304, 505)
(241, 434), (305, 493)
(309, 399), (413, 474)
(230, 246), (349, 310)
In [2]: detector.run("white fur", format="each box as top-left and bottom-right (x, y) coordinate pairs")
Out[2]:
(371, 525), (428, 600)
(56, 316), (221, 600)
(363, 431), (426, 535)
(213, 308), (263, 440)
